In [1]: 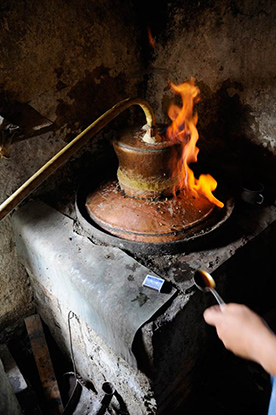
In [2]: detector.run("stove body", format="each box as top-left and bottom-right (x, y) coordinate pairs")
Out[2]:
(12, 194), (276, 414)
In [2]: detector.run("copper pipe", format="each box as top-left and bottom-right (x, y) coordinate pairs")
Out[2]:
(0, 98), (156, 221)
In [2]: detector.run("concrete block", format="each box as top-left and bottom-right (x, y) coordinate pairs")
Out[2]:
(0, 359), (22, 415)
(0, 344), (27, 394)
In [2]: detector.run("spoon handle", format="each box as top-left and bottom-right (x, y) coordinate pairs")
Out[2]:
(210, 289), (225, 305)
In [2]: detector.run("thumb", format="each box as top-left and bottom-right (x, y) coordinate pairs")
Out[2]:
(203, 305), (224, 326)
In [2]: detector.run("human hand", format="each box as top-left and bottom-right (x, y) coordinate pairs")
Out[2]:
(203, 303), (276, 374)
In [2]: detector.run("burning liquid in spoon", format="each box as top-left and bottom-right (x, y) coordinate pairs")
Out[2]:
(194, 269), (215, 289)
(194, 269), (225, 305)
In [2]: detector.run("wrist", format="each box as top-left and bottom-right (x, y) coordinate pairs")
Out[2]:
(254, 329), (276, 376)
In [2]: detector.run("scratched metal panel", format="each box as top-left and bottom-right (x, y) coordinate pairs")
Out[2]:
(12, 200), (176, 368)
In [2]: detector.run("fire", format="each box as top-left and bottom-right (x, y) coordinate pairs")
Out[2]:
(166, 78), (224, 208)
(147, 27), (155, 49)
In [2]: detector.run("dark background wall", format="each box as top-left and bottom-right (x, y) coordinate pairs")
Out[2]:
(142, 0), (276, 182)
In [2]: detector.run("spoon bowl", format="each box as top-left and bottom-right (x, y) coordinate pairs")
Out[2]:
(194, 269), (225, 305)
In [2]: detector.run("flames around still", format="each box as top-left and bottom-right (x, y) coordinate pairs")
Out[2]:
(166, 78), (224, 208)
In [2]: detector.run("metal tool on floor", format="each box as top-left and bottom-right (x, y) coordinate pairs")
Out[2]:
(63, 311), (124, 415)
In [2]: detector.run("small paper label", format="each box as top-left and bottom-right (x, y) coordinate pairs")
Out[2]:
(142, 274), (165, 292)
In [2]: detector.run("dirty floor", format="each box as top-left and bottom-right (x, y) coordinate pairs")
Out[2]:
(5, 319), (273, 415)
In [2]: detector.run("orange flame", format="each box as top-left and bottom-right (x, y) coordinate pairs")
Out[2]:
(147, 27), (155, 48)
(166, 78), (224, 208)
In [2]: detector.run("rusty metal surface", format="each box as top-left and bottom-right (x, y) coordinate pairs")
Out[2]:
(86, 180), (215, 243)
(25, 314), (64, 415)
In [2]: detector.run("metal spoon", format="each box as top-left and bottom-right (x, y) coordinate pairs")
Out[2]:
(194, 269), (225, 305)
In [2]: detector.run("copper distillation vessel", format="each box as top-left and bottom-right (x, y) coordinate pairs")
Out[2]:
(85, 123), (221, 244)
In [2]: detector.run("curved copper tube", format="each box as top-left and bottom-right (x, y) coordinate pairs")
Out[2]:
(0, 98), (156, 221)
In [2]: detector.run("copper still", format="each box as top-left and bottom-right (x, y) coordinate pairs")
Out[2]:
(85, 125), (221, 243)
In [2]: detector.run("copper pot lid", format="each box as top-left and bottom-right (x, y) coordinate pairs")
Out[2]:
(85, 179), (216, 243)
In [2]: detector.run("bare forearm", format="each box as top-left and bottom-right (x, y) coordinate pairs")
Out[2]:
(204, 304), (276, 377)
(256, 330), (276, 377)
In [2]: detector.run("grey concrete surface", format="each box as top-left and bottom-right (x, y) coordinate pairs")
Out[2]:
(0, 359), (22, 415)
